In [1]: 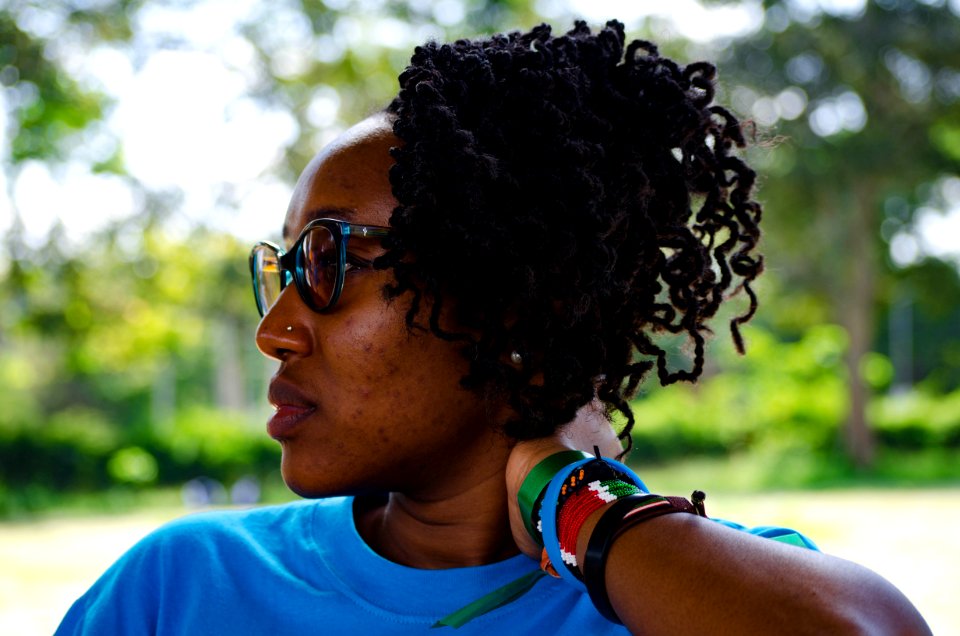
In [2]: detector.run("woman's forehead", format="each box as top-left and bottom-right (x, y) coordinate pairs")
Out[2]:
(283, 115), (398, 244)
(282, 206), (357, 245)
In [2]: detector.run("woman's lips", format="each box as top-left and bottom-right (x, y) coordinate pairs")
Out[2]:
(267, 404), (315, 439)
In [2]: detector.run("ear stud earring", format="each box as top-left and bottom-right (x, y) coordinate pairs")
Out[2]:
(285, 326), (294, 332)
(510, 350), (523, 365)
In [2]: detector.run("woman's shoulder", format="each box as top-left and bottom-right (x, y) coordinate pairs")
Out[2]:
(137, 496), (348, 553)
(88, 497), (349, 576)
(56, 498), (353, 634)
(158, 496), (343, 532)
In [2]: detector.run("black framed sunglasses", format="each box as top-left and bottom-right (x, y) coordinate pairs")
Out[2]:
(249, 218), (392, 317)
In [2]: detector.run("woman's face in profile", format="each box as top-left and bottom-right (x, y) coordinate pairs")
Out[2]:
(255, 114), (512, 499)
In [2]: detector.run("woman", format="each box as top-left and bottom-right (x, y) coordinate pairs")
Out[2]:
(58, 21), (929, 634)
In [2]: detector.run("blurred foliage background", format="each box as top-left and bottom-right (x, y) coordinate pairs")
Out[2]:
(1, 0), (959, 519)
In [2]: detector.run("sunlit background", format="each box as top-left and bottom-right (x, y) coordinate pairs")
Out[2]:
(1, 0), (959, 633)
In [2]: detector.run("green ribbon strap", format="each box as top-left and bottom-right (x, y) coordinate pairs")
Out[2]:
(432, 569), (547, 629)
(517, 450), (591, 540)
(433, 450), (590, 628)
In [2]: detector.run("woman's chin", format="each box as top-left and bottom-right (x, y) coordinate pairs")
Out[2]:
(280, 458), (331, 499)
(279, 456), (364, 499)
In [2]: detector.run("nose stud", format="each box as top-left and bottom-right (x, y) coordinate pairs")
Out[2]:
(285, 326), (294, 332)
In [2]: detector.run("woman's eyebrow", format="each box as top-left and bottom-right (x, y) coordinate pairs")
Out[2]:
(282, 206), (358, 242)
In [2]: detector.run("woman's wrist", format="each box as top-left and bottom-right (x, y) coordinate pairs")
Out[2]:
(575, 491), (709, 624)
(521, 449), (649, 585)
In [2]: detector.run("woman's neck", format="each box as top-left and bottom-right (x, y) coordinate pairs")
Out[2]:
(352, 398), (616, 569)
(354, 459), (519, 569)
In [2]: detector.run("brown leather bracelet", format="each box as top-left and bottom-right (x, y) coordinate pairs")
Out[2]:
(582, 491), (707, 624)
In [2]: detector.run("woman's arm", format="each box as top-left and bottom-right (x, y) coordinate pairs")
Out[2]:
(575, 501), (930, 635)
(506, 426), (931, 635)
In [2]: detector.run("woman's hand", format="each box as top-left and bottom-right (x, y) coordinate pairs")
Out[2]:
(505, 399), (622, 559)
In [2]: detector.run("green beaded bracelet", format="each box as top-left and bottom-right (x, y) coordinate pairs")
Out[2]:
(517, 450), (590, 541)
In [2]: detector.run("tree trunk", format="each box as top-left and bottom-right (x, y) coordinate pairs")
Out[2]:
(214, 318), (245, 411)
(840, 186), (877, 469)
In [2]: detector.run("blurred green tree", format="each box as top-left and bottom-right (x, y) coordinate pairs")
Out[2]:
(0, 0), (554, 503)
(720, 0), (960, 467)
(2, 0), (959, 503)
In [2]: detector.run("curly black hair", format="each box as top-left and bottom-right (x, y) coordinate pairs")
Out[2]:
(378, 20), (762, 450)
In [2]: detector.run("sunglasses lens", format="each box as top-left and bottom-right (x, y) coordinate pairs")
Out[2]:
(300, 225), (338, 310)
(251, 245), (284, 316)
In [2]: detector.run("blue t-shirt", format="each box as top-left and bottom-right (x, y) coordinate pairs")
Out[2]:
(56, 497), (816, 635)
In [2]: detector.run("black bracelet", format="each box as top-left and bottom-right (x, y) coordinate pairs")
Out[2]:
(582, 491), (708, 624)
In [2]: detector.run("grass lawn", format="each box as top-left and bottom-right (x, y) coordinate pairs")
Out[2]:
(2, 486), (958, 634)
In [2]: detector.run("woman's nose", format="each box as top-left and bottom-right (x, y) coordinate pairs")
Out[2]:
(254, 287), (312, 360)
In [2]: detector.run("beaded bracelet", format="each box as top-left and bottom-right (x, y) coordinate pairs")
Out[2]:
(522, 451), (625, 548)
(517, 450), (590, 544)
(539, 455), (649, 589)
(583, 490), (708, 624)
(554, 459), (631, 516)
(541, 459), (638, 555)
(556, 479), (640, 577)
